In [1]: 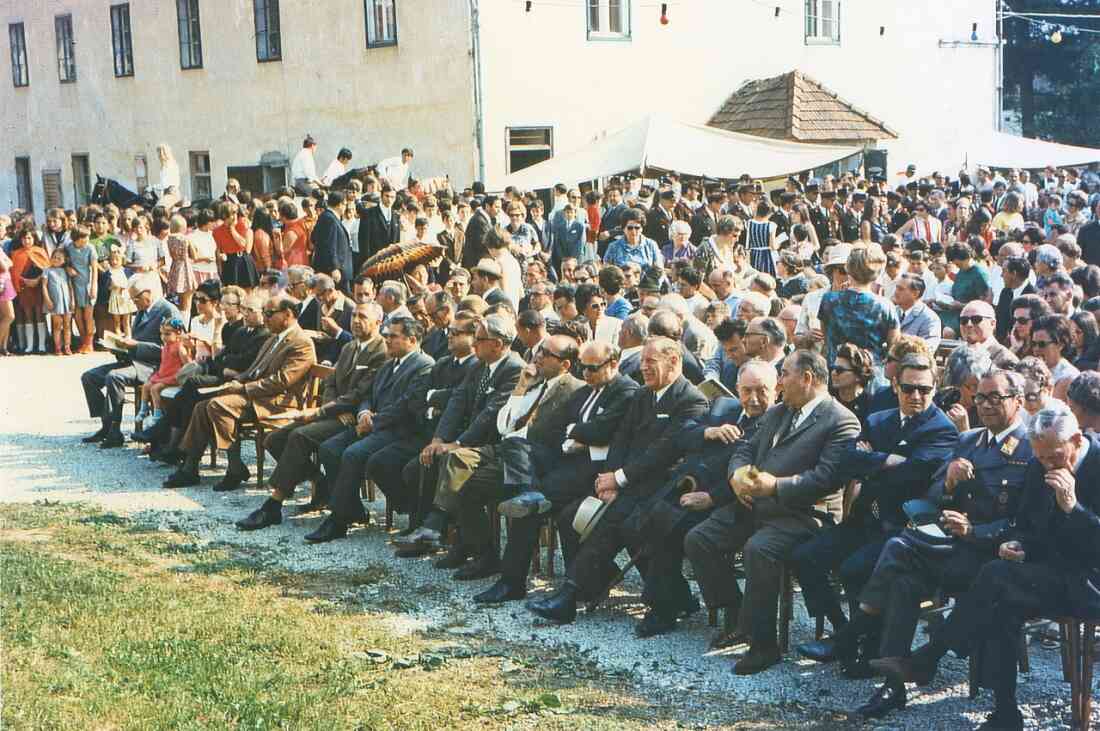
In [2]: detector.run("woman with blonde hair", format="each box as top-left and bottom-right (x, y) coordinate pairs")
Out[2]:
(154, 144), (181, 209)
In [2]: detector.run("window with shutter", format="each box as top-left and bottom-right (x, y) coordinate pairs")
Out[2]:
(43, 170), (63, 209)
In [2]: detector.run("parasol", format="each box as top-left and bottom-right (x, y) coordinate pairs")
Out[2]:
(361, 242), (446, 279)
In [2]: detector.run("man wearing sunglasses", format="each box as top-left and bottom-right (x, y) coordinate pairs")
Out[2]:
(958, 300), (1016, 368)
(795, 355), (956, 680)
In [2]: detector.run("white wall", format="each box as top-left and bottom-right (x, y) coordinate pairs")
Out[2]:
(478, 0), (998, 185)
(0, 0), (478, 218)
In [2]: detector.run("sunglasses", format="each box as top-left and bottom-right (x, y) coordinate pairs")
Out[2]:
(580, 358), (612, 373)
(959, 316), (987, 326)
(1030, 338), (1055, 348)
(1013, 316), (1030, 325)
(974, 392), (1014, 405)
(539, 350), (567, 361)
(898, 383), (934, 396)
(588, 302), (606, 309)
(262, 308), (282, 317)
(624, 224), (642, 230)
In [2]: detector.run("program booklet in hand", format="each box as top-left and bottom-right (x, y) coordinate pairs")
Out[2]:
(698, 376), (734, 402)
(97, 330), (130, 356)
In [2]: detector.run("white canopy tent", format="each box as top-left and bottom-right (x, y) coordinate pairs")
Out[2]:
(881, 131), (1100, 178)
(492, 115), (864, 191)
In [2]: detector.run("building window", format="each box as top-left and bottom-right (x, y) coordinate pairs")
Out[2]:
(9, 23), (28, 88)
(134, 154), (148, 192)
(587, 0), (630, 41)
(43, 170), (63, 209)
(189, 151), (212, 199)
(804, 0), (840, 45)
(365, 0), (397, 48)
(254, 0), (281, 62)
(55, 15), (77, 83)
(111, 4), (134, 77)
(177, 0), (203, 69)
(72, 154), (91, 206)
(506, 127), (553, 174)
(15, 157), (32, 211)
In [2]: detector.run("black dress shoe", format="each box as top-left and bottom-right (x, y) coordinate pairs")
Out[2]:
(235, 508), (283, 531)
(976, 708), (1024, 731)
(82, 426), (109, 443)
(473, 580), (526, 604)
(392, 526), (443, 551)
(163, 469), (200, 489)
(213, 466), (251, 492)
(453, 554), (500, 581)
(710, 630), (750, 650)
(433, 543), (472, 569)
(304, 517), (347, 544)
(497, 491), (552, 519)
(856, 682), (906, 719)
(527, 584), (578, 624)
(99, 432), (125, 449)
(840, 653), (876, 679)
(635, 610), (677, 638)
(796, 638), (837, 663)
(733, 645), (782, 675)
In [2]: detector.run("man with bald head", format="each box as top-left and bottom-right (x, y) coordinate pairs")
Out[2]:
(527, 336), (708, 624)
(234, 302), (388, 529)
(626, 360), (778, 638)
(959, 300), (1017, 368)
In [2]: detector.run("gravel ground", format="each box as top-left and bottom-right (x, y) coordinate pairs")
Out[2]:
(1, 352), (1095, 730)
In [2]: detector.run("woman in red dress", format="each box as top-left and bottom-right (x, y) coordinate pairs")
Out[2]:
(212, 202), (258, 288)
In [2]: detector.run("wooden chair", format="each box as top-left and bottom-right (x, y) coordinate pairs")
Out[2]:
(1057, 616), (1097, 731)
(238, 363), (332, 488)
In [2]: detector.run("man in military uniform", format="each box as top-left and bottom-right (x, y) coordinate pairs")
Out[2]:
(835, 369), (1033, 720)
(839, 191), (865, 243)
(804, 182), (832, 244)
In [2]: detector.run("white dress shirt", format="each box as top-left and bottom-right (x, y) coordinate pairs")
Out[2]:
(320, 158), (348, 187)
(291, 148), (318, 182)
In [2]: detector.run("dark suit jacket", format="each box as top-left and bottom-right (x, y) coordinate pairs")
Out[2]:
(300, 297), (354, 364)
(1008, 433), (1100, 616)
(422, 327), (450, 361)
(420, 353), (479, 439)
(927, 421), (1033, 550)
(567, 374), (641, 448)
(729, 395), (861, 523)
(645, 204), (675, 248)
(690, 206), (718, 245)
(318, 335), (388, 419)
(841, 404), (958, 529)
(462, 210), (493, 269)
(606, 375), (709, 497)
(995, 281), (1036, 343)
(358, 350), (435, 438)
(436, 353), (524, 446)
(623, 344), (704, 386)
(681, 397), (764, 507)
(310, 208), (353, 288)
(210, 324), (270, 378)
(358, 206), (400, 260)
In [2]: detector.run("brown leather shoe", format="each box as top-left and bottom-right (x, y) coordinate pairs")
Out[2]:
(869, 656), (937, 687)
(733, 644), (781, 675)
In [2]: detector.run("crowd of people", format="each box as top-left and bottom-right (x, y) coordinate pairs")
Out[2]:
(9, 137), (1100, 729)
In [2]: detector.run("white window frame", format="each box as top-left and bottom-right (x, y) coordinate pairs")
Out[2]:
(365, 0), (397, 49)
(587, 0), (630, 42)
(804, 0), (840, 45)
(72, 154), (91, 206)
(254, 0), (282, 62)
(9, 23), (29, 88)
(56, 14), (77, 83)
(505, 126), (554, 175)
(111, 4), (135, 77)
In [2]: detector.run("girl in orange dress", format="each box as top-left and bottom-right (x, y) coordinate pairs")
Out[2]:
(276, 200), (310, 269)
(10, 228), (51, 354)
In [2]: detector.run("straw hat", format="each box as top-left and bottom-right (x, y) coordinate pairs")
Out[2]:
(571, 496), (610, 543)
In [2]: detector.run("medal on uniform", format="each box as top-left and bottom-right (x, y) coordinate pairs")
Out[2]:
(1001, 436), (1018, 457)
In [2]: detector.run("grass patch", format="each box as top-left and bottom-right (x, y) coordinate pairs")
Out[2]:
(1, 504), (835, 730)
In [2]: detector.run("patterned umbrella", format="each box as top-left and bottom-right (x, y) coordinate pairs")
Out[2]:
(361, 242), (446, 279)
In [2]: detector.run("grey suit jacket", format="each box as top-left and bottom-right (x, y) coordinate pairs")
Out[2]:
(522, 373), (585, 447)
(358, 350), (435, 437)
(729, 395), (860, 524)
(898, 301), (942, 351)
(318, 335), (388, 418)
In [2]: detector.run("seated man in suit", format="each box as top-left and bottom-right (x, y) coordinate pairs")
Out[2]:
(81, 282), (180, 448)
(894, 274), (942, 353)
(301, 274), (354, 364)
(959, 300), (1017, 369)
(232, 303), (388, 531)
(873, 403), (1100, 731)
(164, 294), (317, 490)
(622, 311), (705, 385)
(526, 336), (709, 624)
(475, 341), (640, 604)
(626, 360), (777, 639)
(794, 355), (957, 672)
(146, 293), (271, 461)
(838, 368), (1033, 721)
(425, 335), (584, 580)
(687, 350), (861, 675)
(393, 314), (524, 553)
(297, 317), (434, 543)
(369, 312), (479, 526)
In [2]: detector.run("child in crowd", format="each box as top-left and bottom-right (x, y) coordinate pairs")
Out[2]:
(1043, 194), (1064, 237)
(138, 318), (190, 428)
(106, 247), (136, 337)
(42, 247), (74, 355)
(66, 226), (97, 353)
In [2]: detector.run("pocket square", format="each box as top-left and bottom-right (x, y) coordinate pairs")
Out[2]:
(657, 413), (670, 419)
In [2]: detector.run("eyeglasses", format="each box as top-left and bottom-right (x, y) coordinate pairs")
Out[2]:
(959, 316), (987, 326)
(624, 224), (642, 230)
(1030, 338), (1055, 348)
(588, 301), (606, 309)
(193, 295), (210, 304)
(898, 383), (934, 396)
(974, 392), (1015, 405)
(830, 365), (854, 374)
(580, 358), (612, 373)
(262, 308), (282, 318)
(1013, 316), (1031, 326)
(539, 350), (567, 361)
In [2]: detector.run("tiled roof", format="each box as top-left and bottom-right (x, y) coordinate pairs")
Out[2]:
(708, 70), (897, 143)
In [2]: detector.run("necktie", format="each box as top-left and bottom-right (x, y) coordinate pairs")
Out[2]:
(477, 365), (492, 398)
(986, 430), (998, 451)
(776, 408), (801, 445)
(515, 382), (548, 430)
(579, 389), (600, 422)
